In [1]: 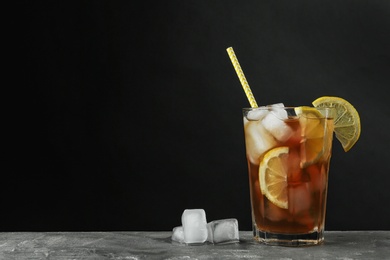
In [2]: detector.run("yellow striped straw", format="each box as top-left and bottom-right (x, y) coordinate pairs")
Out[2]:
(226, 47), (258, 108)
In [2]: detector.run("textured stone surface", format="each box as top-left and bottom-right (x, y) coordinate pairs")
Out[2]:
(0, 231), (389, 259)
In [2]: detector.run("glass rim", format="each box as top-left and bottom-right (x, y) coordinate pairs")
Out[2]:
(242, 106), (336, 119)
(242, 106), (335, 110)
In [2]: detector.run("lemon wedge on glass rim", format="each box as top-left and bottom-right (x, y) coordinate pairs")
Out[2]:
(312, 96), (361, 152)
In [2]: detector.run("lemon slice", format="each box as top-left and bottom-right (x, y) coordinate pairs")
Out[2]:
(259, 146), (289, 209)
(312, 96), (361, 152)
(294, 106), (328, 167)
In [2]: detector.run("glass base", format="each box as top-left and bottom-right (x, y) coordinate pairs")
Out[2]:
(253, 226), (324, 246)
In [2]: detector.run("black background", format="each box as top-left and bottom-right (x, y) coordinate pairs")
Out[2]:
(6, 1), (390, 231)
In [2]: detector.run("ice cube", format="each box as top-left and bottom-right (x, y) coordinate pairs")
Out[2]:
(269, 103), (285, 108)
(306, 164), (327, 196)
(270, 103), (288, 119)
(262, 111), (293, 142)
(244, 121), (277, 164)
(181, 209), (208, 244)
(265, 201), (288, 222)
(171, 226), (184, 243)
(246, 106), (268, 121)
(287, 149), (303, 182)
(288, 183), (311, 215)
(207, 219), (239, 244)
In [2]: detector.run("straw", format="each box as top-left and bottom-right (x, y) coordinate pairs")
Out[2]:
(226, 47), (258, 108)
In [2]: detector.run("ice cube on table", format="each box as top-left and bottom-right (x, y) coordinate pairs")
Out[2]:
(171, 226), (184, 243)
(244, 120), (277, 164)
(182, 209), (208, 244)
(207, 219), (239, 244)
(262, 111), (293, 142)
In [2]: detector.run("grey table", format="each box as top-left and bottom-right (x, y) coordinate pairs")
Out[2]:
(0, 231), (389, 259)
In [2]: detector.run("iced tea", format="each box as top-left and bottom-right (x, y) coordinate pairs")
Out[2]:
(243, 105), (334, 246)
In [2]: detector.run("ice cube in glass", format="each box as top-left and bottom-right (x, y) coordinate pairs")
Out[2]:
(262, 111), (293, 142)
(244, 120), (277, 164)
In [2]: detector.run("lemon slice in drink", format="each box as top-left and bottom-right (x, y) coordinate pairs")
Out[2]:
(259, 146), (289, 209)
(294, 106), (328, 167)
(312, 96), (361, 152)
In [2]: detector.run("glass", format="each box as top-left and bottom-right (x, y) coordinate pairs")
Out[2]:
(243, 106), (334, 246)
